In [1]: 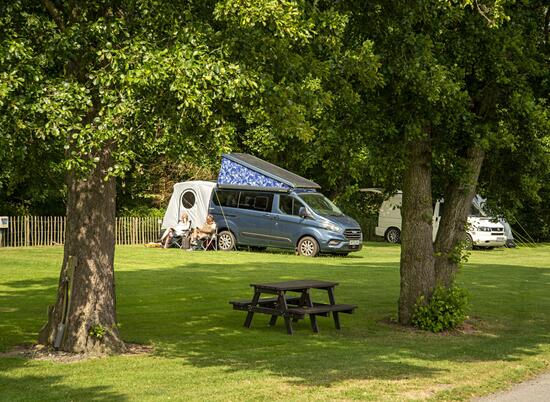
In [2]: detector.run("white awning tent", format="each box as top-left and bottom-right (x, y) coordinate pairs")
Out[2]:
(161, 181), (217, 230)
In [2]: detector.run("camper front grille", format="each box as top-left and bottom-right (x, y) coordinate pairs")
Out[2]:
(344, 229), (362, 240)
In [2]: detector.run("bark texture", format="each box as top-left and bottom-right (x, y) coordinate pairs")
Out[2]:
(398, 138), (436, 325)
(434, 146), (485, 287)
(38, 143), (125, 353)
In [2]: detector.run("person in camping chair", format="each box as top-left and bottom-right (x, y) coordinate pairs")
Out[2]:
(161, 212), (191, 248)
(190, 214), (217, 246)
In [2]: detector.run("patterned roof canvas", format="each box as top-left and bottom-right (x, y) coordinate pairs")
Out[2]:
(217, 153), (321, 190)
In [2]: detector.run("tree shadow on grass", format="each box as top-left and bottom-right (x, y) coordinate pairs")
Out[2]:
(118, 259), (550, 386)
(0, 278), (57, 352)
(0, 358), (127, 401)
(1, 257), (550, 388)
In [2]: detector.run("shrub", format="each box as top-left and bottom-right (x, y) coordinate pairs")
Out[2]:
(412, 286), (469, 333)
(88, 324), (107, 340)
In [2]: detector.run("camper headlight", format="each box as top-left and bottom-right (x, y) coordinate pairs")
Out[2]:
(323, 223), (341, 233)
(478, 226), (492, 232)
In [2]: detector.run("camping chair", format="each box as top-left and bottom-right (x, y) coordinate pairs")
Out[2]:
(166, 221), (192, 249)
(172, 231), (191, 249)
(199, 229), (218, 251)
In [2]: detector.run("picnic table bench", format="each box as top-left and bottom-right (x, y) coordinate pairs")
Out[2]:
(229, 279), (357, 334)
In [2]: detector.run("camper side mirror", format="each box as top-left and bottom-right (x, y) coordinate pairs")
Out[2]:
(298, 207), (311, 219)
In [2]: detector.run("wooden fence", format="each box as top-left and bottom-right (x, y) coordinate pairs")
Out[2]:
(0, 216), (162, 247)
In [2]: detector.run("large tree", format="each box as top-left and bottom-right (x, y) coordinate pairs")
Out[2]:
(0, 0), (338, 352)
(297, 1), (550, 324)
(377, 1), (549, 323)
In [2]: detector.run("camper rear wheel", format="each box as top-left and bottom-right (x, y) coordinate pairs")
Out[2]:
(297, 236), (319, 257)
(385, 227), (401, 244)
(218, 230), (236, 251)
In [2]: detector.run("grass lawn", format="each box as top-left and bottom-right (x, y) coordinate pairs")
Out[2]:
(1, 243), (550, 401)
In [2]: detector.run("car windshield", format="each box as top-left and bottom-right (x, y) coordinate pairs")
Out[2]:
(298, 193), (344, 217)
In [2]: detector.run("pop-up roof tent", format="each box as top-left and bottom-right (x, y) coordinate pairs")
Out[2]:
(162, 153), (320, 230)
(217, 153), (320, 191)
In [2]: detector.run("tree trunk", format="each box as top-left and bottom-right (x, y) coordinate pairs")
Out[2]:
(398, 138), (436, 325)
(434, 146), (485, 287)
(38, 142), (125, 353)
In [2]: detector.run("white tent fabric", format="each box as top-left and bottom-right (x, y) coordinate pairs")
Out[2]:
(471, 195), (486, 215)
(161, 181), (217, 230)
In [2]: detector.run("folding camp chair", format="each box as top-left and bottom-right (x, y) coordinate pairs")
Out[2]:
(199, 229), (218, 251)
(172, 231), (191, 249)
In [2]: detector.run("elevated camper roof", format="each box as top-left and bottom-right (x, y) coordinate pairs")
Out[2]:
(218, 153), (321, 190)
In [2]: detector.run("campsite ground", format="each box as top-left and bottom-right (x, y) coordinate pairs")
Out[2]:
(1, 243), (549, 401)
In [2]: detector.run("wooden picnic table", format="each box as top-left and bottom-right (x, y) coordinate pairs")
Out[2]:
(230, 279), (357, 334)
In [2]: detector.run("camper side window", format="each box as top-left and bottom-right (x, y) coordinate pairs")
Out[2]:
(279, 195), (304, 216)
(238, 191), (274, 212)
(212, 190), (239, 208)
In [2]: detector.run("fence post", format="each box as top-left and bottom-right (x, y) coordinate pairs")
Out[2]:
(10, 217), (14, 247)
(24, 216), (29, 247)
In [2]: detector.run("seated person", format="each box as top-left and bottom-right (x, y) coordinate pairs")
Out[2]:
(161, 212), (191, 248)
(190, 214), (217, 245)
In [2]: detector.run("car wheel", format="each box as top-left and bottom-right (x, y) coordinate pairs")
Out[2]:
(463, 233), (474, 250)
(218, 230), (236, 251)
(297, 236), (319, 257)
(385, 227), (401, 244)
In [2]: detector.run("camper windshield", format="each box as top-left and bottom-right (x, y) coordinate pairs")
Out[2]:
(298, 193), (344, 217)
(470, 204), (486, 217)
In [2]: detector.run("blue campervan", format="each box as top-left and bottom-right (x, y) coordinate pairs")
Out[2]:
(209, 153), (362, 256)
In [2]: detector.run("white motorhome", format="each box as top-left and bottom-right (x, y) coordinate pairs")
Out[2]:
(369, 191), (507, 248)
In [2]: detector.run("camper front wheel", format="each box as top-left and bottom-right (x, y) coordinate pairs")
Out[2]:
(297, 236), (319, 257)
(218, 230), (236, 251)
(385, 227), (401, 244)
(463, 233), (474, 250)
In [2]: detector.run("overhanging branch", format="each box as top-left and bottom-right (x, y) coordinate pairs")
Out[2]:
(41, 0), (65, 31)
(545, 7), (549, 47)
(474, 0), (494, 26)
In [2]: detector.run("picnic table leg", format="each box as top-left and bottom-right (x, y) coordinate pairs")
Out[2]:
(327, 287), (341, 330)
(244, 290), (261, 328)
(293, 290), (307, 323)
(269, 315), (278, 326)
(283, 316), (293, 335)
(277, 292), (293, 335)
(305, 291), (319, 333)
